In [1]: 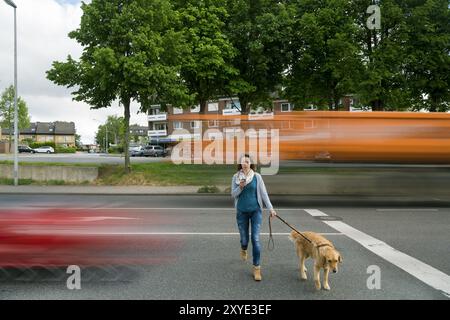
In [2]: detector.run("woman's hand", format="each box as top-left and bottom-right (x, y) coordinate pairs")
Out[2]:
(239, 179), (246, 190)
(269, 209), (277, 218)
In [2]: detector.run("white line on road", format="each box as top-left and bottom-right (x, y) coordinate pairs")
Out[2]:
(13, 231), (344, 236)
(304, 209), (450, 298)
(375, 209), (439, 212)
(0, 207), (309, 211)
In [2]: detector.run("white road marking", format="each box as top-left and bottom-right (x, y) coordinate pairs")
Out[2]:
(376, 209), (439, 212)
(0, 207), (309, 211)
(13, 231), (344, 236)
(304, 209), (450, 298)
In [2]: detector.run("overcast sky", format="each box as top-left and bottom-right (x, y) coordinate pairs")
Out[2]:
(0, 0), (148, 144)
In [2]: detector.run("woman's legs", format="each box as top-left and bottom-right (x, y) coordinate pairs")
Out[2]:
(250, 209), (263, 267)
(236, 210), (250, 251)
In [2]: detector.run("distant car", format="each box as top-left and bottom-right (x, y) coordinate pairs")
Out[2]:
(129, 146), (144, 157)
(33, 146), (55, 154)
(143, 145), (166, 157)
(18, 145), (35, 154)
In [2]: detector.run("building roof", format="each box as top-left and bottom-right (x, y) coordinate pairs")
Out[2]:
(1, 122), (76, 135)
(54, 121), (76, 135)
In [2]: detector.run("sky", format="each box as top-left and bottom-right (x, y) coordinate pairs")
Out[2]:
(0, 0), (149, 144)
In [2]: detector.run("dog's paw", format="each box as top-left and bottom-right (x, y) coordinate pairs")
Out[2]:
(314, 281), (321, 290)
(300, 272), (307, 280)
(323, 284), (331, 291)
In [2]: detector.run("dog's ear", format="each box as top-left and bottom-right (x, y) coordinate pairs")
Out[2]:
(338, 255), (343, 263)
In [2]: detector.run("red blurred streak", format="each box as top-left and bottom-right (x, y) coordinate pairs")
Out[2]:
(0, 209), (184, 268)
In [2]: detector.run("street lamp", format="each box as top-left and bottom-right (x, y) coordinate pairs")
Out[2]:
(4, 0), (18, 186)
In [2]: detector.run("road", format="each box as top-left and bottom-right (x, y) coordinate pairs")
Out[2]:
(0, 194), (448, 300)
(0, 153), (164, 164)
(2, 153), (450, 168)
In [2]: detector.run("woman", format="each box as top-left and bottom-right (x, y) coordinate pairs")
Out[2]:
(231, 154), (277, 281)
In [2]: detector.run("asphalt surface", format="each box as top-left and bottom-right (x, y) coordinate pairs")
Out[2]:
(0, 194), (449, 300)
(2, 153), (450, 167)
(0, 153), (164, 164)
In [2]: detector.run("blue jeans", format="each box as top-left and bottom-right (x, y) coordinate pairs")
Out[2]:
(236, 208), (262, 266)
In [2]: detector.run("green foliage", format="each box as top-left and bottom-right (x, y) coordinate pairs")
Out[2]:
(285, 0), (364, 110)
(224, 0), (294, 113)
(108, 146), (124, 154)
(95, 115), (125, 149)
(55, 146), (77, 153)
(29, 142), (56, 149)
(197, 185), (221, 193)
(0, 85), (31, 131)
(405, 0), (450, 112)
(47, 0), (194, 173)
(176, 0), (239, 112)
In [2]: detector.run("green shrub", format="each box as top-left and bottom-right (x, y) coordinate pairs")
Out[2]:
(29, 142), (56, 149)
(55, 146), (76, 153)
(197, 185), (220, 193)
(108, 146), (124, 154)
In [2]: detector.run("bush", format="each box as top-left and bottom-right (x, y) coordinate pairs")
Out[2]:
(108, 146), (124, 154)
(197, 185), (220, 193)
(29, 142), (56, 149)
(55, 146), (76, 153)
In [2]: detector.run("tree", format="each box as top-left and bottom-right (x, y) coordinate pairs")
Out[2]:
(47, 0), (192, 173)
(405, 0), (450, 112)
(75, 134), (82, 148)
(224, 0), (293, 114)
(351, 0), (412, 111)
(285, 0), (363, 110)
(175, 0), (240, 113)
(95, 115), (125, 151)
(0, 85), (31, 151)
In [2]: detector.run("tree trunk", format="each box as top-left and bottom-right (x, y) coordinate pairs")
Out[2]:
(123, 98), (131, 174)
(238, 95), (249, 115)
(371, 99), (383, 111)
(334, 96), (340, 111)
(199, 99), (207, 114)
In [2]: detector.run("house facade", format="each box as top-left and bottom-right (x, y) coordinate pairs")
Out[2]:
(0, 121), (76, 147)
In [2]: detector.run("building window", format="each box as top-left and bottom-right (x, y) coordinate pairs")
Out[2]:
(225, 101), (241, 110)
(191, 105), (200, 113)
(151, 108), (160, 115)
(173, 107), (183, 114)
(190, 121), (200, 129)
(281, 103), (293, 112)
(154, 123), (167, 131)
(208, 120), (219, 128)
(173, 122), (183, 129)
(208, 103), (218, 112)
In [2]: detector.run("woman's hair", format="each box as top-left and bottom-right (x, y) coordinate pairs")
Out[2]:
(237, 153), (256, 171)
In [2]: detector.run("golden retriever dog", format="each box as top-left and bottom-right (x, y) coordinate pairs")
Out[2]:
(289, 230), (342, 290)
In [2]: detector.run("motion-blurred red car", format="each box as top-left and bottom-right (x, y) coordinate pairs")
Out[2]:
(0, 209), (182, 269)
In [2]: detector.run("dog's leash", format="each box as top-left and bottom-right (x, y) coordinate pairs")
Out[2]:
(268, 213), (313, 250)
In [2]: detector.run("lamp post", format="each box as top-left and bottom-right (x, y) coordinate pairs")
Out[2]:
(4, 0), (18, 186)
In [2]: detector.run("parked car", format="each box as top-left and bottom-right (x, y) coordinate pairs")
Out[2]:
(143, 145), (166, 157)
(18, 145), (35, 153)
(33, 146), (55, 154)
(129, 146), (144, 157)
